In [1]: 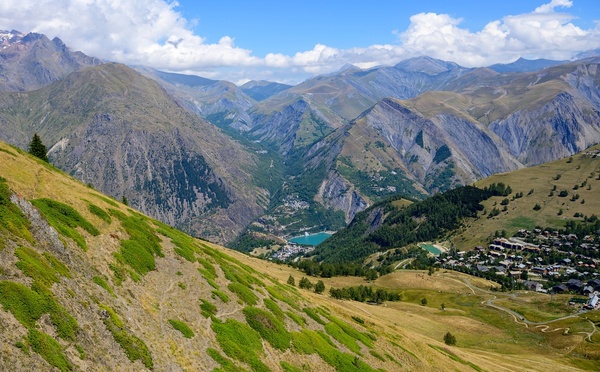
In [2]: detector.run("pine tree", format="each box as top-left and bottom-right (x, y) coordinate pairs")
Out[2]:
(299, 277), (313, 290)
(444, 332), (456, 345)
(287, 275), (295, 286)
(28, 133), (49, 162)
(314, 280), (325, 294)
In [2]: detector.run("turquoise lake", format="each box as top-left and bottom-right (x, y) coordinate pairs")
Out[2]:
(420, 243), (442, 255)
(289, 232), (333, 246)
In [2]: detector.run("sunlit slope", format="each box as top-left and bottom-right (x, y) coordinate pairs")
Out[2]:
(0, 141), (593, 371)
(455, 144), (600, 249)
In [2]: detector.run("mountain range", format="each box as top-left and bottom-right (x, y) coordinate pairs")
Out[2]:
(0, 30), (599, 245)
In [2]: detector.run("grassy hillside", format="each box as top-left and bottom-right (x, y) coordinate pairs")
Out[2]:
(454, 144), (600, 250)
(0, 141), (597, 371)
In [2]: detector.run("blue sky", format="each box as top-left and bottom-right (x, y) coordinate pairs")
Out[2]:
(180, 0), (599, 56)
(1, 0), (599, 84)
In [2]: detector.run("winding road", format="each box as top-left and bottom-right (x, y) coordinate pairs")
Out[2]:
(456, 277), (597, 340)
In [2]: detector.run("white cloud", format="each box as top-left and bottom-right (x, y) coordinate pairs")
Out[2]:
(0, 0), (598, 83)
(534, 0), (573, 13)
(397, 0), (599, 66)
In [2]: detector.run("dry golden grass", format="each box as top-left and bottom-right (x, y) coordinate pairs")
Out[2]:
(454, 145), (600, 250)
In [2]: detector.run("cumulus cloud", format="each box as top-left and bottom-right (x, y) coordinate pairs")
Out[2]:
(0, 0), (598, 83)
(397, 0), (599, 66)
(0, 0), (260, 70)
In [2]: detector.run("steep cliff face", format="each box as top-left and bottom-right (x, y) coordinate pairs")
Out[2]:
(490, 92), (600, 165)
(315, 170), (368, 223)
(0, 63), (268, 243)
(305, 60), (600, 224)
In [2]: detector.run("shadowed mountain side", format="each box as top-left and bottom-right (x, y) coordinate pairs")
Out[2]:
(0, 63), (269, 243)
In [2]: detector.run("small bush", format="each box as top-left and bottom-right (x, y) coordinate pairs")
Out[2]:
(28, 329), (72, 371)
(99, 304), (153, 369)
(244, 306), (291, 350)
(198, 258), (217, 280)
(156, 222), (197, 262)
(200, 299), (217, 318)
(228, 282), (258, 305)
(351, 316), (365, 324)
(291, 330), (374, 371)
(15, 247), (70, 287)
(169, 319), (195, 338)
(211, 289), (230, 303)
(325, 322), (361, 353)
(266, 285), (301, 310)
(93, 276), (115, 296)
(303, 307), (326, 325)
(285, 311), (306, 326)
(0, 281), (77, 341)
(263, 298), (285, 320)
(370, 350), (386, 361)
(280, 361), (303, 372)
(206, 348), (245, 371)
(87, 203), (111, 223)
(0, 177), (33, 243)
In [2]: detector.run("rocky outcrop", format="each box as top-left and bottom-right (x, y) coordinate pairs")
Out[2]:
(490, 92), (600, 166)
(315, 170), (368, 223)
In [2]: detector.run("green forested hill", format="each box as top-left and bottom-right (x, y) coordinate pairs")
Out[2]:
(313, 184), (510, 263)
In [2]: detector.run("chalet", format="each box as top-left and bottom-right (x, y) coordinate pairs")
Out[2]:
(524, 246), (541, 254)
(476, 265), (489, 273)
(531, 266), (546, 274)
(583, 285), (595, 295)
(523, 280), (543, 292)
(499, 260), (511, 268)
(586, 293), (599, 309)
(566, 279), (584, 292)
(489, 244), (505, 252)
(552, 284), (568, 293)
(587, 279), (600, 290)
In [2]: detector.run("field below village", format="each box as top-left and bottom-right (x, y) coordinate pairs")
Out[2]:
(228, 247), (600, 370)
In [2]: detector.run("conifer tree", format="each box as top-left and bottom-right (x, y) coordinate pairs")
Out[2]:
(314, 280), (325, 294)
(287, 275), (295, 286)
(28, 133), (49, 162)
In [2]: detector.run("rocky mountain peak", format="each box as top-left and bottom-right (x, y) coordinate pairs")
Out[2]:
(394, 56), (464, 75)
(0, 29), (101, 92)
(0, 29), (24, 48)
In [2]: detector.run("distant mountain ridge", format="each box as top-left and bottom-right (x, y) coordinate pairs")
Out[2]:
(487, 57), (566, 73)
(1, 29), (600, 244)
(0, 30), (101, 91)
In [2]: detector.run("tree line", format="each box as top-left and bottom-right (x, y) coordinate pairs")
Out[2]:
(329, 285), (401, 304)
